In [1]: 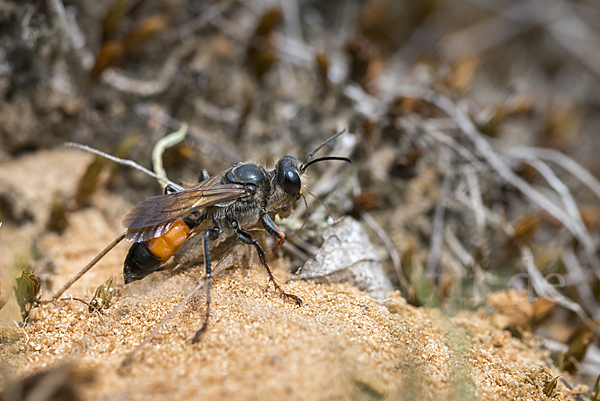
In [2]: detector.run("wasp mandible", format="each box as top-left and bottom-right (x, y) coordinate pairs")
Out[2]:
(52, 129), (350, 342)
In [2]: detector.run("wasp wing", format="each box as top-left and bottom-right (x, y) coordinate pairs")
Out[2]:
(122, 175), (249, 242)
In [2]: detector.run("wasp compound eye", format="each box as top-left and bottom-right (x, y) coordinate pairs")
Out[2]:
(277, 156), (301, 197)
(283, 169), (301, 196)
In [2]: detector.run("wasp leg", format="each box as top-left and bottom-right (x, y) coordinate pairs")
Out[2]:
(198, 169), (210, 182)
(164, 184), (181, 194)
(192, 228), (219, 343)
(232, 221), (302, 307)
(260, 213), (286, 252)
(44, 233), (127, 303)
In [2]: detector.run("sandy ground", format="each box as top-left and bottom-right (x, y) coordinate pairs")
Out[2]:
(3, 269), (583, 401)
(0, 149), (585, 401)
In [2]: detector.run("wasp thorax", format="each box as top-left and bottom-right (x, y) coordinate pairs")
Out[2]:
(276, 156), (302, 198)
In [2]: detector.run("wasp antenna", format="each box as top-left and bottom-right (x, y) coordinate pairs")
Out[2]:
(284, 194), (310, 244)
(301, 128), (347, 167)
(65, 142), (182, 190)
(301, 156), (352, 172)
(305, 189), (338, 221)
(299, 193), (310, 232)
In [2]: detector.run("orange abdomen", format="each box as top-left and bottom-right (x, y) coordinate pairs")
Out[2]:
(146, 220), (192, 262)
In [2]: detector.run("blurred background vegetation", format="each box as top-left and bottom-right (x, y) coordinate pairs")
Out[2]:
(1, 0), (600, 392)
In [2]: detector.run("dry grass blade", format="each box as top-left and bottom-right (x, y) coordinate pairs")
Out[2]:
(562, 248), (600, 317)
(395, 85), (600, 277)
(426, 165), (452, 287)
(521, 247), (591, 326)
(462, 165), (486, 234)
(440, 0), (555, 60)
(47, 0), (71, 54)
(453, 187), (594, 326)
(361, 211), (413, 298)
(102, 42), (195, 96)
(416, 117), (489, 175)
(591, 374), (600, 401)
(510, 146), (600, 200)
(509, 153), (586, 232)
(151, 123), (188, 191)
(547, 0), (600, 78)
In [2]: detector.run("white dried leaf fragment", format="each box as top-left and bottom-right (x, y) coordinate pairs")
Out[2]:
(297, 217), (392, 300)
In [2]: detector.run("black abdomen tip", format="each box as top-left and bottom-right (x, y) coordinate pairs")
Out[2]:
(123, 242), (162, 284)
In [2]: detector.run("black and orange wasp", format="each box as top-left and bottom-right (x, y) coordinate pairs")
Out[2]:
(50, 128), (350, 343)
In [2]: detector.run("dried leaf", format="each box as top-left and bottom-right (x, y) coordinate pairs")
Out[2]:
(401, 237), (416, 279)
(476, 106), (508, 138)
(563, 319), (598, 373)
(580, 205), (600, 231)
(234, 94), (254, 140)
(89, 276), (118, 312)
(543, 375), (561, 397)
(346, 36), (381, 94)
(446, 55), (479, 93)
(107, 134), (139, 184)
(159, 143), (195, 169)
(389, 147), (422, 180)
(349, 191), (380, 217)
(357, 1), (408, 55)
(245, 8), (282, 81)
(532, 297), (557, 324)
(14, 266), (40, 321)
(123, 14), (170, 49)
(540, 105), (583, 151)
(511, 214), (540, 247)
(0, 326), (21, 345)
(73, 156), (108, 209)
(314, 51), (330, 95)
(387, 95), (437, 119)
(252, 8), (283, 37)
(89, 41), (126, 82)
(102, 0), (129, 43)
(0, 278), (8, 311)
(591, 374), (600, 401)
(47, 196), (69, 234)
(90, 6), (171, 83)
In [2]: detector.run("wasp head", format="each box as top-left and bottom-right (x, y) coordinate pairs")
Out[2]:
(269, 156), (305, 219)
(269, 129), (351, 219)
(276, 156), (303, 199)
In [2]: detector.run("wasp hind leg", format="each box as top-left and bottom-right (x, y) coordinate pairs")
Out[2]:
(192, 228), (219, 343)
(232, 221), (302, 307)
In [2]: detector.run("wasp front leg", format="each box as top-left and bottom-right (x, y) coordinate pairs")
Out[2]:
(198, 169), (210, 182)
(260, 208), (286, 254)
(231, 220), (302, 307)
